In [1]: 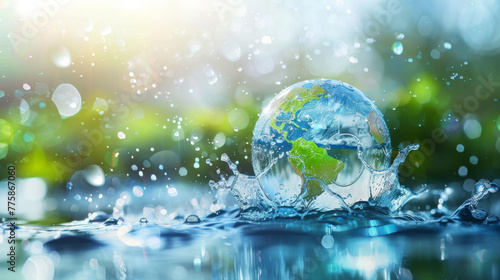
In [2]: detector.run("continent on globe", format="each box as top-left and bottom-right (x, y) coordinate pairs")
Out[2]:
(269, 84), (326, 139)
(288, 138), (344, 201)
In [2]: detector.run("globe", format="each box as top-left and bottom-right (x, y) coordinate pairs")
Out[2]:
(252, 79), (392, 210)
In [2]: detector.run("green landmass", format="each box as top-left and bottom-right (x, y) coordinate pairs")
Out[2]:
(288, 138), (344, 201)
(269, 85), (326, 140)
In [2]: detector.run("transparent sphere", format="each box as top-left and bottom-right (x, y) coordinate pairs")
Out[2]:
(252, 79), (392, 209)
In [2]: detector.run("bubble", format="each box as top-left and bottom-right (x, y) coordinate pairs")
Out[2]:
(133, 186), (144, 197)
(213, 132), (226, 148)
(93, 98), (108, 112)
(82, 165), (106, 187)
(443, 42), (452, 49)
(117, 131), (126, 139)
(22, 255), (54, 280)
(167, 187), (178, 197)
(392, 41), (403, 55)
(463, 119), (482, 139)
(228, 108), (249, 130)
(222, 41), (241, 61)
(458, 166), (468, 177)
(254, 52), (274, 74)
(51, 83), (82, 117)
(469, 156), (478, 165)
(430, 49), (441, 59)
(203, 65), (218, 85)
(51, 45), (72, 68)
(179, 167), (187, 176)
(321, 235), (335, 248)
(139, 217), (148, 226)
(151, 174), (157, 181)
(456, 144), (464, 153)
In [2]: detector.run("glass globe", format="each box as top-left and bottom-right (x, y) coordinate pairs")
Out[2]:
(251, 79), (392, 210)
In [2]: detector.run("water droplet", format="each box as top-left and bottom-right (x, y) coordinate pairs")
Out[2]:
(469, 156), (478, 165)
(463, 119), (482, 139)
(168, 187), (178, 197)
(179, 167), (187, 176)
(51, 83), (82, 117)
(103, 217), (123, 226)
(117, 131), (126, 139)
(456, 144), (464, 153)
(321, 235), (335, 248)
(133, 186), (144, 197)
(458, 166), (468, 177)
(51, 45), (72, 68)
(82, 165), (105, 187)
(222, 41), (241, 61)
(444, 42), (452, 49)
(184, 215), (202, 224)
(430, 49), (441, 59)
(139, 217), (148, 226)
(392, 41), (403, 55)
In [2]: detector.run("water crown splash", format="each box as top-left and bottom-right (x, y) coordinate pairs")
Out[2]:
(211, 79), (421, 217)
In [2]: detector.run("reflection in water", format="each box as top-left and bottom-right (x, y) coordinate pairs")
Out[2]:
(5, 210), (500, 280)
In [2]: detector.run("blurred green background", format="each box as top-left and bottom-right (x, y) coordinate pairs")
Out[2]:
(0, 0), (499, 221)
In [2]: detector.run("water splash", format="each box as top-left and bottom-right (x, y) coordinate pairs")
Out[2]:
(449, 181), (499, 223)
(210, 79), (424, 219)
(210, 143), (421, 219)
